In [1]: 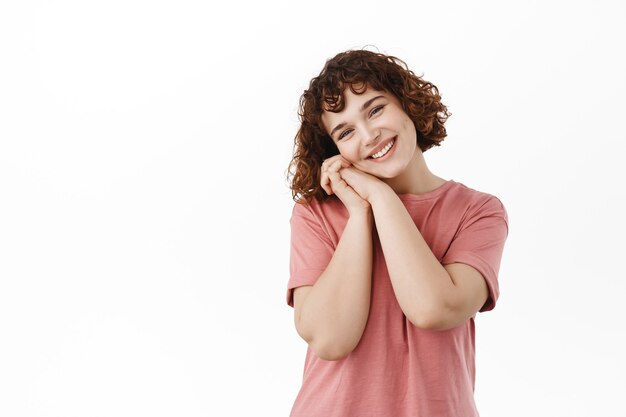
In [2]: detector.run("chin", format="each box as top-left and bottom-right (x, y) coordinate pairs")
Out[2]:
(372, 165), (406, 179)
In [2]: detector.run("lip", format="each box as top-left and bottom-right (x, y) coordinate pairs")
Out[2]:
(366, 136), (397, 159)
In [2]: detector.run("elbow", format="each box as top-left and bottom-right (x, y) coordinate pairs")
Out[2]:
(408, 304), (459, 331)
(408, 313), (446, 331)
(296, 320), (354, 361)
(311, 339), (353, 361)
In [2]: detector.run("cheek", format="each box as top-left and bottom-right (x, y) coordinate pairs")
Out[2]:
(337, 145), (358, 162)
(401, 117), (417, 141)
(400, 114), (412, 130)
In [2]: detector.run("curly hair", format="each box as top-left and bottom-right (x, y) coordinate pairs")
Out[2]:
(286, 49), (451, 203)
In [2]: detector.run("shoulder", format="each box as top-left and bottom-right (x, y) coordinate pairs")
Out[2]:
(291, 195), (348, 221)
(290, 196), (349, 246)
(446, 181), (508, 227)
(448, 181), (506, 210)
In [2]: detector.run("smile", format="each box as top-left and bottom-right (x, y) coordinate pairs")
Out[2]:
(369, 138), (395, 159)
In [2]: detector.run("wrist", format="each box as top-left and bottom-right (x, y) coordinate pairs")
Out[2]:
(368, 182), (394, 206)
(347, 205), (373, 223)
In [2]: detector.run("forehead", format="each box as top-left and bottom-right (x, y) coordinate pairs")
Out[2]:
(320, 87), (389, 128)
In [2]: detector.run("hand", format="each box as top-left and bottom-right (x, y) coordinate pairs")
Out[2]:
(323, 158), (371, 215)
(320, 155), (352, 196)
(335, 166), (389, 204)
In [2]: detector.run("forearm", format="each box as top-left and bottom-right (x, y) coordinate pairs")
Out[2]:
(369, 186), (456, 329)
(298, 210), (373, 360)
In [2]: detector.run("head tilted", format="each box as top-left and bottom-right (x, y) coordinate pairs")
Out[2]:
(288, 49), (451, 202)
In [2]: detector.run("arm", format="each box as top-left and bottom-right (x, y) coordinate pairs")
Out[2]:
(294, 157), (374, 360)
(369, 185), (488, 330)
(294, 210), (373, 360)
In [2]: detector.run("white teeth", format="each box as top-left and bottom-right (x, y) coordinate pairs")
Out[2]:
(371, 140), (394, 159)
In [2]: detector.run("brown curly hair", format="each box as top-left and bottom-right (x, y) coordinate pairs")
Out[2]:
(286, 49), (451, 203)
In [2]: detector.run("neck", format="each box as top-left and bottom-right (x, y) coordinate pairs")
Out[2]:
(382, 148), (446, 195)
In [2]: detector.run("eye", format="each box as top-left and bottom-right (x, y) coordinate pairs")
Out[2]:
(338, 128), (353, 141)
(369, 105), (384, 117)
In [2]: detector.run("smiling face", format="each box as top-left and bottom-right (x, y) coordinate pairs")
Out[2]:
(321, 85), (421, 182)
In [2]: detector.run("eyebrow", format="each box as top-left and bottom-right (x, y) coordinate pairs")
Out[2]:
(329, 95), (385, 138)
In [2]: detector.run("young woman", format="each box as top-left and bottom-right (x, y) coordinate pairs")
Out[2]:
(285, 49), (509, 417)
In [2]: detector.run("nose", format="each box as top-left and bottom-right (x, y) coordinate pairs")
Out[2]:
(362, 125), (381, 147)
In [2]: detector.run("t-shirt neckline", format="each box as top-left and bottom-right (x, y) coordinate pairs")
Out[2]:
(397, 179), (456, 201)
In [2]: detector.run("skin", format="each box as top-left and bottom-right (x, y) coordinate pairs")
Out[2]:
(294, 85), (489, 344)
(320, 84), (444, 202)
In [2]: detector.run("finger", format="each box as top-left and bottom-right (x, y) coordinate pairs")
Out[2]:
(338, 165), (355, 177)
(328, 165), (348, 192)
(320, 161), (332, 194)
(329, 156), (351, 169)
(322, 155), (349, 170)
(329, 159), (343, 173)
(327, 173), (344, 194)
(339, 157), (352, 168)
(321, 156), (335, 170)
(321, 171), (333, 195)
(321, 157), (347, 195)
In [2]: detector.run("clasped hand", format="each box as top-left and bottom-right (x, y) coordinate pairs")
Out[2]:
(320, 155), (387, 215)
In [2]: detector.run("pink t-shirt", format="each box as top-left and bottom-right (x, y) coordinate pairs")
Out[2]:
(286, 179), (509, 417)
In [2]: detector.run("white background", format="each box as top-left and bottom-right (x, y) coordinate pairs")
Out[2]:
(1, 1), (625, 416)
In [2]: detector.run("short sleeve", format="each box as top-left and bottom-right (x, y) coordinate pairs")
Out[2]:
(286, 202), (336, 308)
(441, 196), (509, 312)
